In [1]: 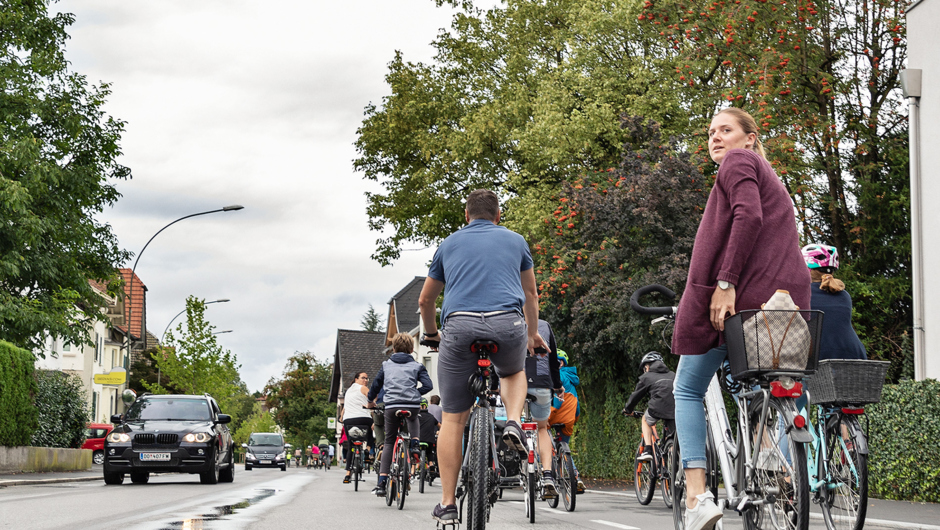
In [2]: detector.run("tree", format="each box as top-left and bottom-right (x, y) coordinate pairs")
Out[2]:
(146, 297), (243, 415)
(232, 402), (278, 447)
(31, 370), (90, 448)
(263, 352), (334, 452)
(0, 1), (131, 353)
(360, 304), (385, 332)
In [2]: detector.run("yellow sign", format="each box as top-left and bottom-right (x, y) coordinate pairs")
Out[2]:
(94, 367), (126, 385)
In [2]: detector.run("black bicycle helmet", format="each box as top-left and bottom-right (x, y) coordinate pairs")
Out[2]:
(639, 351), (663, 369)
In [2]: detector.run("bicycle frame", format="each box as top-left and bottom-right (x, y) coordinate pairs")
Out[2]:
(807, 406), (865, 494)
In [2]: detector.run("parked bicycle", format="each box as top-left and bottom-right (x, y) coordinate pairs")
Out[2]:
(624, 411), (674, 509)
(632, 284), (823, 530)
(546, 422), (578, 512)
(421, 337), (501, 530)
(805, 359), (889, 530)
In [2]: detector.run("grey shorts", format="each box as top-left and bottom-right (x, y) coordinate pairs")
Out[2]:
(527, 388), (552, 421)
(643, 409), (658, 427)
(438, 311), (527, 414)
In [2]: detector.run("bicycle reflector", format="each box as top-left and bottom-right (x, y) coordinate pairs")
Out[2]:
(770, 378), (803, 398)
(528, 450), (535, 464)
(842, 408), (865, 415)
(792, 415), (806, 429)
(521, 422), (538, 431)
(477, 359), (492, 368)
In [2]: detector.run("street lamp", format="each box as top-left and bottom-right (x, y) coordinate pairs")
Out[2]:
(213, 330), (233, 335)
(161, 298), (231, 343)
(124, 205), (243, 389)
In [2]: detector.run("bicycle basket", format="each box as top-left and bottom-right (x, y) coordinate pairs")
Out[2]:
(347, 426), (369, 441)
(807, 359), (890, 406)
(724, 309), (823, 380)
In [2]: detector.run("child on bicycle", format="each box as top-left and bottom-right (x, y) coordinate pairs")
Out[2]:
(622, 352), (676, 461)
(548, 349), (586, 493)
(416, 397), (441, 478)
(368, 332), (433, 497)
(528, 319), (564, 498)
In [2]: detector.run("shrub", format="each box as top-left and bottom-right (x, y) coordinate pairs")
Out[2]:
(867, 379), (940, 502)
(0, 341), (39, 446)
(31, 370), (89, 449)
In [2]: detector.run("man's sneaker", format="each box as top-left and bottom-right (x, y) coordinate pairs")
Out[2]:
(502, 420), (526, 452)
(638, 445), (654, 461)
(343, 475), (351, 484)
(576, 478), (586, 494)
(431, 503), (459, 523)
(542, 473), (558, 498)
(685, 492), (723, 530)
(372, 485), (386, 496)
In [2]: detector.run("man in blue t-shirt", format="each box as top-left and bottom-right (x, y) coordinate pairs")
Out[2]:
(419, 189), (546, 524)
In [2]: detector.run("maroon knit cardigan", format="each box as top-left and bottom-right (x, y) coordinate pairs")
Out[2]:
(673, 149), (811, 356)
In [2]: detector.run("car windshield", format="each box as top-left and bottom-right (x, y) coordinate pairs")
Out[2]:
(248, 434), (283, 446)
(124, 398), (211, 421)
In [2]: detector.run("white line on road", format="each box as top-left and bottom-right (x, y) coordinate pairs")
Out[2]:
(590, 520), (641, 530)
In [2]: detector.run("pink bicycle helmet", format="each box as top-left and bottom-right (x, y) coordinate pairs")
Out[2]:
(801, 244), (839, 271)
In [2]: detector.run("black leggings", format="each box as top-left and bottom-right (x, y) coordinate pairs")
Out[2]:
(343, 416), (374, 471)
(380, 406), (420, 475)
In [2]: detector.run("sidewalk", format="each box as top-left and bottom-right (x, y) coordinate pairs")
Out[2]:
(0, 467), (102, 487)
(584, 478), (940, 530)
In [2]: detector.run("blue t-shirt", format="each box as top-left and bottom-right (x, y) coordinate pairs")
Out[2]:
(811, 283), (867, 361)
(428, 219), (534, 323)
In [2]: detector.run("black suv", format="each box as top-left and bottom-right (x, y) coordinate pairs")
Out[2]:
(103, 393), (234, 485)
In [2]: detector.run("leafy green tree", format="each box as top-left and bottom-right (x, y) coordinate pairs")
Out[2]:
(31, 370), (90, 448)
(146, 297), (242, 415)
(360, 304), (385, 332)
(263, 352), (333, 454)
(232, 402), (278, 447)
(0, 1), (131, 353)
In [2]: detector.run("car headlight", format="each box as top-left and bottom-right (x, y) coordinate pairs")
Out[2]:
(277, 452), (285, 459)
(107, 432), (131, 443)
(246, 453), (256, 460)
(183, 432), (211, 443)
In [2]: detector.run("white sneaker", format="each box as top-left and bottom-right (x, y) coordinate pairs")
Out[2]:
(685, 492), (723, 530)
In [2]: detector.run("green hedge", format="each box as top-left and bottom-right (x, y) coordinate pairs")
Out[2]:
(0, 340), (39, 446)
(31, 370), (89, 448)
(867, 379), (940, 502)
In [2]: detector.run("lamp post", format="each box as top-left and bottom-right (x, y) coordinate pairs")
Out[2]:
(213, 330), (233, 335)
(125, 205), (243, 389)
(161, 298), (231, 343)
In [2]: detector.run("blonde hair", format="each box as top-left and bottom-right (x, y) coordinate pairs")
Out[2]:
(811, 269), (846, 293)
(716, 108), (766, 160)
(391, 332), (414, 354)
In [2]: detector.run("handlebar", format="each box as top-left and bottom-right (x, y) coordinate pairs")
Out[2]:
(630, 284), (677, 316)
(420, 338), (440, 349)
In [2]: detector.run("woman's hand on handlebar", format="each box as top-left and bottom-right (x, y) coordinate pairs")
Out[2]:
(709, 285), (736, 331)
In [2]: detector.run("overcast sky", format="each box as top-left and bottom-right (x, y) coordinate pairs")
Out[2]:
(53, 0), (466, 392)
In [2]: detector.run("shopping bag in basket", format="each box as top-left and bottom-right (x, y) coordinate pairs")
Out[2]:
(743, 290), (812, 371)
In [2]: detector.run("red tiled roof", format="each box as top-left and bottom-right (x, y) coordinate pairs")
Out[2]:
(118, 268), (147, 341)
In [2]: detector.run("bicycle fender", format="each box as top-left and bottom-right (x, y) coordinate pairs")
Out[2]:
(843, 416), (870, 455)
(780, 400), (814, 444)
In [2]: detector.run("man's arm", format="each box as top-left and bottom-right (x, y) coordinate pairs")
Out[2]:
(419, 277), (445, 336)
(521, 267), (547, 354)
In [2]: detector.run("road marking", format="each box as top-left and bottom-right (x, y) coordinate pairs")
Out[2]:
(591, 520), (641, 530)
(585, 489), (633, 497)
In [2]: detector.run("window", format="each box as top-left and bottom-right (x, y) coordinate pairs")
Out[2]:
(62, 342), (70, 352)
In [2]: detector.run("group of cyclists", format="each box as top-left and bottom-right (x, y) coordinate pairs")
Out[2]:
(328, 106), (871, 530)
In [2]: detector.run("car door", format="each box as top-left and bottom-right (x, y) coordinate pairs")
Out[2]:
(210, 399), (232, 462)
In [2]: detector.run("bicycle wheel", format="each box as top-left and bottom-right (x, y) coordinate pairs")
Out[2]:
(385, 469), (395, 506)
(525, 467), (536, 523)
(353, 447), (360, 491)
(547, 453), (560, 509)
(671, 441), (686, 530)
(820, 414), (868, 530)
(746, 397), (810, 530)
(419, 449), (427, 494)
(634, 442), (656, 505)
(559, 450), (577, 512)
(397, 441), (409, 510)
(661, 438), (674, 509)
(468, 409), (491, 530)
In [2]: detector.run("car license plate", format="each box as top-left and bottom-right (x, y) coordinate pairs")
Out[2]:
(140, 452), (171, 462)
(260, 460), (272, 464)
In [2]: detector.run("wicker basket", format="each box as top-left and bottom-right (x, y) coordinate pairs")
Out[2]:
(807, 359), (890, 406)
(724, 309), (823, 381)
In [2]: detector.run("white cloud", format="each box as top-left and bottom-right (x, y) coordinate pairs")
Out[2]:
(55, 0), (454, 391)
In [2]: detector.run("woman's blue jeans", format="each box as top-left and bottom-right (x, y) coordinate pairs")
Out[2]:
(674, 345), (727, 469)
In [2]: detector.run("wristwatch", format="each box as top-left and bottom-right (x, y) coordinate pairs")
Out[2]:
(718, 280), (734, 290)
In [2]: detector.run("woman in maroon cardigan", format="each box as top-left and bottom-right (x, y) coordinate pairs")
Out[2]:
(672, 108), (810, 530)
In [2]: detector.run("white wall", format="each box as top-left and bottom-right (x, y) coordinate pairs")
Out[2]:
(908, 0), (940, 380)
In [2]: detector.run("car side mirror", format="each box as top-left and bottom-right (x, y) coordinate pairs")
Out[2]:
(215, 414), (231, 424)
(110, 414), (123, 424)
(285, 443), (292, 448)
(241, 443), (248, 448)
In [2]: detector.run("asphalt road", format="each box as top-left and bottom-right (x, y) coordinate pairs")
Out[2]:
(0, 465), (938, 529)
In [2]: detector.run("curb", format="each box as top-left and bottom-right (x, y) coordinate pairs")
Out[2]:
(0, 475), (102, 487)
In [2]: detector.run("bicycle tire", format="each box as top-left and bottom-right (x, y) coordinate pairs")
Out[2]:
(353, 447), (360, 491)
(671, 440), (686, 530)
(385, 472), (395, 506)
(559, 450), (577, 512)
(820, 414), (868, 530)
(745, 397), (810, 530)
(419, 449), (427, 494)
(547, 452), (560, 509)
(468, 409), (490, 530)
(634, 443), (656, 505)
(661, 437), (674, 509)
(397, 441), (409, 510)
(526, 466), (536, 523)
